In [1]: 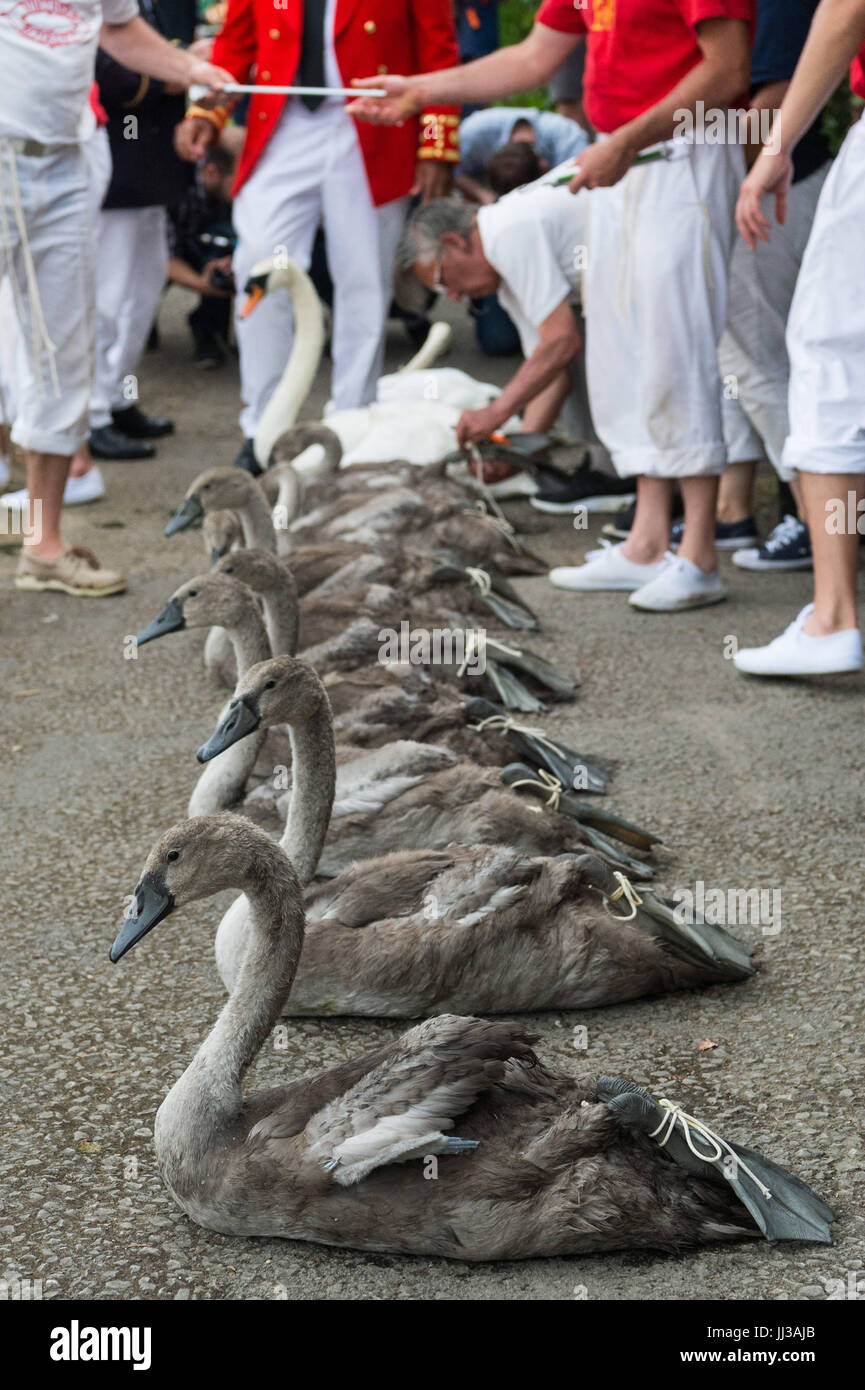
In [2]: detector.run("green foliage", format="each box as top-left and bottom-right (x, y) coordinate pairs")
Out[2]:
(498, 0), (550, 109)
(822, 81), (863, 157)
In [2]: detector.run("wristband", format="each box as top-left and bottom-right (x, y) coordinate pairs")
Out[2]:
(187, 103), (231, 132)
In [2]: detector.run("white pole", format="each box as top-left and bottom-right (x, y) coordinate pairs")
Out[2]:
(189, 83), (387, 102)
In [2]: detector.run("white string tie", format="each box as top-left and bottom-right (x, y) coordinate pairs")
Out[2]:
(650, 1100), (772, 1200)
(471, 712), (566, 760)
(606, 871), (643, 921)
(508, 767), (563, 812)
(464, 565), (492, 596)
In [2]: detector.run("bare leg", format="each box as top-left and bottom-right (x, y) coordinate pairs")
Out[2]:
(801, 472), (861, 635)
(719, 457), (807, 525)
(522, 369), (572, 434)
(677, 476), (720, 573)
(716, 460), (756, 523)
(621, 476), (672, 565)
(69, 441), (93, 480)
(24, 451), (70, 562)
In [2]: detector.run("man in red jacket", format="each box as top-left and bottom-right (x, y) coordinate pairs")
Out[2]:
(176, 0), (461, 472)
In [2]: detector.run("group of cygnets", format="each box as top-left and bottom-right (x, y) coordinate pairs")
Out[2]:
(110, 424), (834, 1260)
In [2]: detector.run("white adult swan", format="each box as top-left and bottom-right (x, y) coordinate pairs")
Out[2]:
(109, 811), (834, 1251)
(242, 256), (515, 473)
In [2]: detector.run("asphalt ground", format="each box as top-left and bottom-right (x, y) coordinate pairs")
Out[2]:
(1, 293), (863, 1302)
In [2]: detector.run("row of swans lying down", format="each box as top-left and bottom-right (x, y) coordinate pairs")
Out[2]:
(242, 255), (521, 473)
(111, 808), (834, 1253)
(107, 260), (837, 1257)
(130, 642), (751, 1018)
(136, 567), (662, 881)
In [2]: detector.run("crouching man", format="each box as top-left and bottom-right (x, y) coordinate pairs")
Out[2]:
(398, 189), (587, 446)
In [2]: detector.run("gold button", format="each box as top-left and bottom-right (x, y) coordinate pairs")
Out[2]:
(260, 70), (270, 81)
(269, 27), (279, 39)
(378, 64), (388, 74)
(364, 20), (376, 34)
(259, 110), (267, 120)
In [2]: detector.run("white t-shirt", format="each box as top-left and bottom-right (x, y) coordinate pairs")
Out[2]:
(0, 0), (139, 145)
(477, 183), (588, 356)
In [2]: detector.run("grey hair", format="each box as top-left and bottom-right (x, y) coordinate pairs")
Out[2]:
(397, 197), (476, 270)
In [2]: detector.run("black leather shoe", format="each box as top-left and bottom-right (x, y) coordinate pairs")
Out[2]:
(90, 425), (156, 460)
(233, 437), (262, 476)
(112, 404), (174, 439)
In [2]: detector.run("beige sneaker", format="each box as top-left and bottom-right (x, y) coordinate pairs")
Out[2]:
(15, 546), (126, 597)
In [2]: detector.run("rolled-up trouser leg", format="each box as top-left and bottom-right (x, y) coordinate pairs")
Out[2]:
(3, 145), (93, 456)
(783, 120), (865, 479)
(584, 141), (741, 481)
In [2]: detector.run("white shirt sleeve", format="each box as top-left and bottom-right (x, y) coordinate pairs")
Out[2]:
(480, 203), (573, 333)
(102, 0), (141, 26)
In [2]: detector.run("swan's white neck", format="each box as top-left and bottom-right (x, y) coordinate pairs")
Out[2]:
(253, 268), (326, 469)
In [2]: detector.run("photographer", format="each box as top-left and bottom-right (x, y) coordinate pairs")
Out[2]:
(168, 143), (237, 369)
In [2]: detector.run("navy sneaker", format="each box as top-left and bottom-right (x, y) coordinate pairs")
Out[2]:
(671, 515), (759, 551)
(732, 515), (812, 572)
(601, 493), (684, 541)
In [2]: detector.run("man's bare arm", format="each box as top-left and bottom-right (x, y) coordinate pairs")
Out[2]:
(737, 0), (865, 245)
(348, 25), (581, 123)
(100, 16), (231, 91)
(456, 299), (581, 445)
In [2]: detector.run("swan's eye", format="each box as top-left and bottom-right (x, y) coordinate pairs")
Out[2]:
(264, 680), (276, 690)
(167, 850), (180, 863)
(202, 483), (212, 492)
(188, 589), (198, 598)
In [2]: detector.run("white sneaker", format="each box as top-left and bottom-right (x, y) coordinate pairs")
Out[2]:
(549, 541), (668, 592)
(629, 553), (727, 611)
(734, 604), (863, 676)
(0, 455), (9, 488)
(64, 467), (106, 506)
(1, 466), (105, 512)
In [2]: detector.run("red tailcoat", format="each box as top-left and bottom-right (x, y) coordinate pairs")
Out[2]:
(212, 0), (461, 203)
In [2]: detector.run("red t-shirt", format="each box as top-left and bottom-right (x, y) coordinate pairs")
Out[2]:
(537, 0), (755, 134)
(851, 44), (865, 101)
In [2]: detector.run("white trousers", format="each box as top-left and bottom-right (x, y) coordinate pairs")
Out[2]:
(583, 140), (743, 479)
(0, 129), (109, 445)
(89, 204), (169, 427)
(0, 141), (95, 453)
(783, 119), (865, 476)
(232, 101), (408, 437)
(720, 162), (828, 480)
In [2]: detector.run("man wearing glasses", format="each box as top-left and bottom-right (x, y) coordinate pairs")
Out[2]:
(395, 187), (589, 448)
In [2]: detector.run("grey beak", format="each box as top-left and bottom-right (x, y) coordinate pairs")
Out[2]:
(209, 546), (226, 567)
(136, 596), (186, 647)
(165, 494), (204, 537)
(110, 874), (175, 962)
(197, 696), (261, 762)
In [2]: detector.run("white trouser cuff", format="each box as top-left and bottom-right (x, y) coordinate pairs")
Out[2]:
(11, 421), (87, 455)
(613, 445), (728, 480)
(782, 439), (865, 476)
